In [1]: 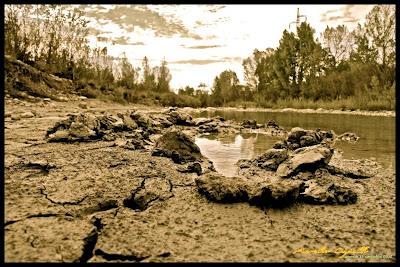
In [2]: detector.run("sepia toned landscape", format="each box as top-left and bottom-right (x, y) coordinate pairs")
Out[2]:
(4, 4), (396, 263)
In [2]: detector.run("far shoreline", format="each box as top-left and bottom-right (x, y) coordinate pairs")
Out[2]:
(183, 106), (396, 118)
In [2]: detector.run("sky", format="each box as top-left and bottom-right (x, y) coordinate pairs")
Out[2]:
(81, 4), (375, 91)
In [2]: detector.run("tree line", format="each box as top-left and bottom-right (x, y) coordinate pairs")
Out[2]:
(204, 5), (395, 110)
(5, 5), (396, 110)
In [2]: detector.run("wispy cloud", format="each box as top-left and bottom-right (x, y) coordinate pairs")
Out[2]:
(170, 59), (222, 65)
(320, 5), (373, 24)
(222, 56), (243, 62)
(183, 44), (223, 49)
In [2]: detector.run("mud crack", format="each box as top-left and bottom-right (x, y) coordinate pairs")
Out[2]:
(94, 249), (150, 262)
(123, 176), (174, 211)
(40, 186), (87, 206)
(5, 213), (61, 227)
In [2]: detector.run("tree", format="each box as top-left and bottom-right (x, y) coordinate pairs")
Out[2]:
(178, 86), (194, 96)
(364, 5), (395, 69)
(350, 24), (378, 65)
(155, 58), (172, 93)
(273, 29), (299, 97)
(117, 52), (138, 89)
(320, 25), (353, 66)
(211, 70), (239, 106)
(141, 56), (156, 91)
(242, 50), (259, 90)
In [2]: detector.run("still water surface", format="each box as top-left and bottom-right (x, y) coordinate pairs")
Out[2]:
(194, 111), (395, 177)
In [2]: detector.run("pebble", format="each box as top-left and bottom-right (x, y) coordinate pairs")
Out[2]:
(11, 114), (21, 120)
(20, 111), (35, 118)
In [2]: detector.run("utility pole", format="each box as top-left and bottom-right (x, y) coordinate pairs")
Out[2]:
(289, 8), (307, 35)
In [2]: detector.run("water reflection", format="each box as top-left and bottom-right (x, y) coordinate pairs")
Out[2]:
(195, 134), (281, 177)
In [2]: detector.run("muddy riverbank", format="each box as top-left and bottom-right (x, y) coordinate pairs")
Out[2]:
(4, 98), (395, 262)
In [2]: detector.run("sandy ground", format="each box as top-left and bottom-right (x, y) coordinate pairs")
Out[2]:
(4, 99), (396, 262)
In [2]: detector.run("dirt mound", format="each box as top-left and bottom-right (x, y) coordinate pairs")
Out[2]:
(5, 55), (75, 100)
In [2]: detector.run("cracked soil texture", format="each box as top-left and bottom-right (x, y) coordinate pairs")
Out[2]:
(4, 99), (395, 262)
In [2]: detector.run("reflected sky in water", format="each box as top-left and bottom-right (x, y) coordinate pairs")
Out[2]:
(195, 133), (281, 177)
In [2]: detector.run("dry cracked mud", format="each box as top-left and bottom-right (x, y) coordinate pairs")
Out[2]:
(4, 98), (395, 262)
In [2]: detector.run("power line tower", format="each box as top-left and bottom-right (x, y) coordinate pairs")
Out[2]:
(289, 8), (307, 35)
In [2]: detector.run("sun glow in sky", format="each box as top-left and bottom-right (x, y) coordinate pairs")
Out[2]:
(82, 4), (375, 91)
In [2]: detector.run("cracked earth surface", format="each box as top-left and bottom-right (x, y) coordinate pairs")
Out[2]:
(4, 99), (395, 262)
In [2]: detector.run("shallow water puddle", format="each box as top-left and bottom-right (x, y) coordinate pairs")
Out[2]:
(195, 133), (281, 177)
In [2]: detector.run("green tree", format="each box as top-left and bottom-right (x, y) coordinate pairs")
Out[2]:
(178, 86), (195, 96)
(364, 5), (396, 69)
(211, 70), (239, 106)
(141, 56), (156, 91)
(273, 30), (299, 97)
(155, 58), (172, 93)
(117, 52), (138, 89)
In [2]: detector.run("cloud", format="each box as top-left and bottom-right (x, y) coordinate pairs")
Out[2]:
(221, 56), (243, 62)
(170, 56), (242, 65)
(206, 5), (225, 13)
(111, 36), (145, 46)
(83, 5), (203, 39)
(183, 44), (223, 49)
(320, 5), (365, 24)
(88, 27), (111, 36)
(170, 59), (222, 65)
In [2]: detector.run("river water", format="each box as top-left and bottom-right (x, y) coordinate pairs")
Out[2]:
(194, 110), (396, 177)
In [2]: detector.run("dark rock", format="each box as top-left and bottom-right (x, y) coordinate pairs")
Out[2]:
(166, 110), (194, 126)
(254, 148), (288, 171)
(300, 135), (319, 147)
(273, 141), (287, 149)
(266, 120), (279, 128)
(152, 130), (202, 163)
(287, 127), (308, 144)
(276, 145), (334, 178)
(241, 119), (258, 129)
(198, 121), (219, 133)
(129, 111), (155, 129)
(177, 162), (203, 175)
